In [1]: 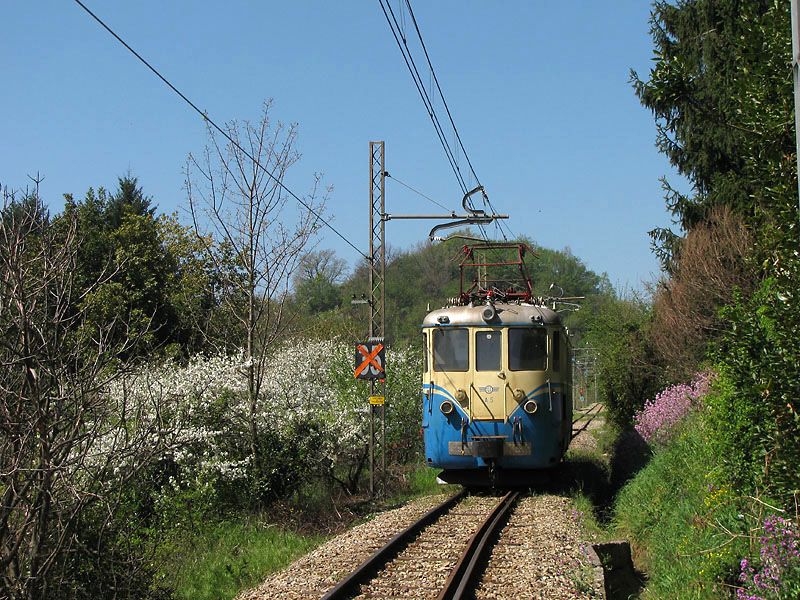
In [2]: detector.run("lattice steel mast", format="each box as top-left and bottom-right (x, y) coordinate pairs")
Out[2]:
(364, 141), (508, 496)
(368, 141), (387, 496)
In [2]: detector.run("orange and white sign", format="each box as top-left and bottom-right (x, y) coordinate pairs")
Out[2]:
(354, 342), (385, 380)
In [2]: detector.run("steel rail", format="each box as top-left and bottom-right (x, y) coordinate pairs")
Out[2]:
(321, 489), (467, 600)
(573, 401), (604, 416)
(571, 402), (604, 439)
(437, 490), (520, 600)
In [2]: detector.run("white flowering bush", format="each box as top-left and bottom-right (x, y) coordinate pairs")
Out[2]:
(103, 338), (423, 511)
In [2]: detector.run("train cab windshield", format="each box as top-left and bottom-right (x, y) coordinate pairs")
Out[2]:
(508, 328), (547, 371)
(428, 326), (551, 373)
(433, 328), (468, 371)
(475, 330), (501, 371)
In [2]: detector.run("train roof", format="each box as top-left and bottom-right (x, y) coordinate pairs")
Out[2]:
(422, 302), (562, 327)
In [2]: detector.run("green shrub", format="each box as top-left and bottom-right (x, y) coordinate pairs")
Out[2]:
(584, 295), (663, 427)
(246, 420), (329, 506)
(712, 279), (800, 504)
(704, 369), (771, 497)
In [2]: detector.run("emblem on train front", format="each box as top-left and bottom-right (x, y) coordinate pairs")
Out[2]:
(479, 385), (495, 394)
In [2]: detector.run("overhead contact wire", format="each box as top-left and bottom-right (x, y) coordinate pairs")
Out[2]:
(382, 1), (499, 243)
(403, 0), (481, 191)
(379, 0), (467, 194)
(73, 0), (369, 262)
(403, 1), (516, 243)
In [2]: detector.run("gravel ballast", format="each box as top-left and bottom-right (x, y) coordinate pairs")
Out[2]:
(475, 494), (603, 599)
(238, 490), (602, 599)
(236, 494), (450, 600)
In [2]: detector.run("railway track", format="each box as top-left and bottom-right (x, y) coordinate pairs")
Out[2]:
(571, 403), (603, 439)
(322, 491), (519, 600)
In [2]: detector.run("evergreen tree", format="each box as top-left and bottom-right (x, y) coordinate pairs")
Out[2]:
(61, 176), (180, 355)
(636, 0), (800, 502)
(631, 0), (794, 269)
(106, 174), (156, 228)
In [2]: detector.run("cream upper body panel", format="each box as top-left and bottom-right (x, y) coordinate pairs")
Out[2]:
(422, 302), (569, 422)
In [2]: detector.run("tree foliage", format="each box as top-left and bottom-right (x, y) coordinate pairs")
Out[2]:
(333, 233), (613, 344)
(635, 0), (800, 504)
(186, 99), (326, 484)
(649, 206), (754, 380)
(293, 249), (347, 313)
(583, 293), (662, 426)
(62, 178), (185, 355)
(0, 186), (176, 599)
(632, 0), (795, 268)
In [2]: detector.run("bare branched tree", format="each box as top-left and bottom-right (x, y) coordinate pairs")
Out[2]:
(0, 184), (180, 599)
(292, 249), (347, 287)
(185, 100), (327, 472)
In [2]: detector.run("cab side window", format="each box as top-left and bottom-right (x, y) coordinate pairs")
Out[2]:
(552, 330), (561, 372)
(422, 332), (428, 373)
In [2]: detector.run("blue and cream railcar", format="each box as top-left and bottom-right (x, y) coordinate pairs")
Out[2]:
(421, 302), (572, 485)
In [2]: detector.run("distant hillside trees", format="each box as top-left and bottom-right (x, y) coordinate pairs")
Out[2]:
(293, 249), (347, 313)
(328, 234), (614, 344)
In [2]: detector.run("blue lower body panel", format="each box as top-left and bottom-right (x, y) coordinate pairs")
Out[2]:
(422, 384), (565, 473)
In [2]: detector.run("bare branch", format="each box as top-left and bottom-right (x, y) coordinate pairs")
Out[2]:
(184, 102), (326, 470)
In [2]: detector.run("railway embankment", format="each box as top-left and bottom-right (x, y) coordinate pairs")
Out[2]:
(572, 379), (800, 599)
(235, 405), (628, 599)
(610, 409), (747, 599)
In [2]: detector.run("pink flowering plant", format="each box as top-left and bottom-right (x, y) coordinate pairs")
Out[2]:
(737, 515), (800, 600)
(633, 371), (714, 445)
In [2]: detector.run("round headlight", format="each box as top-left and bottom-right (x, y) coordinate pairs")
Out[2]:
(523, 399), (538, 414)
(440, 400), (455, 415)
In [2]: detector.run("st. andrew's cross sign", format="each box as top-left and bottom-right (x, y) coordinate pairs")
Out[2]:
(354, 341), (385, 380)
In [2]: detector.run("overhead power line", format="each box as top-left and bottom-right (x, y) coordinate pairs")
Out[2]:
(377, 0), (469, 195)
(378, 1), (515, 243)
(402, 0), (480, 192)
(73, 0), (369, 262)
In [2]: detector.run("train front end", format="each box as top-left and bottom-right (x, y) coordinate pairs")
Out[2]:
(421, 302), (572, 486)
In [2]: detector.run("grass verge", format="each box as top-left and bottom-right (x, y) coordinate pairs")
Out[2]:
(156, 464), (451, 600)
(386, 462), (458, 503)
(156, 518), (325, 600)
(612, 411), (747, 599)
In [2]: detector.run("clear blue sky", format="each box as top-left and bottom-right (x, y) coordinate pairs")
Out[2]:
(2, 1), (687, 291)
